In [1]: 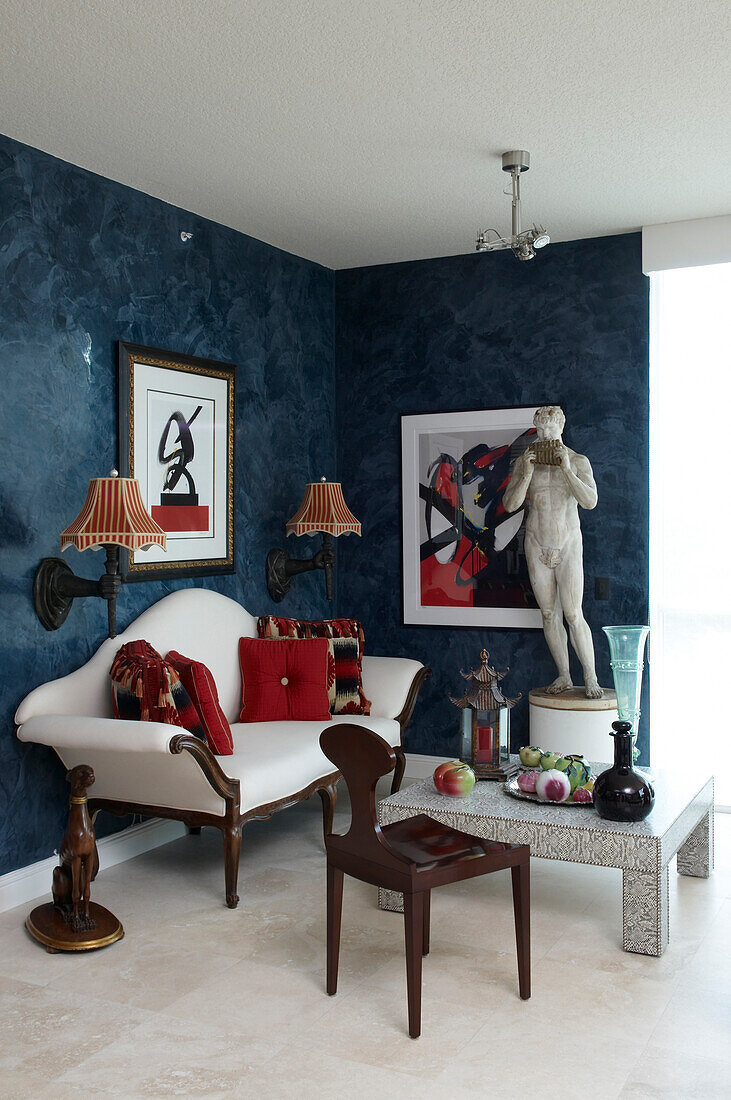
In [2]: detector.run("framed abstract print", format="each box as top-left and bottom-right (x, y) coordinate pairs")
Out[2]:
(118, 342), (235, 580)
(401, 406), (543, 629)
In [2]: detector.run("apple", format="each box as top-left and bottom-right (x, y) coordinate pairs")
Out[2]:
(540, 751), (561, 771)
(433, 760), (476, 798)
(517, 770), (538, 793)
(535, 769), (571, 802)
(572, 786), (593, 803)
(519, 745), (542, 767)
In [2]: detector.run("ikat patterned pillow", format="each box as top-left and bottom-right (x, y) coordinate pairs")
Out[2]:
(110, 639), (204, 740)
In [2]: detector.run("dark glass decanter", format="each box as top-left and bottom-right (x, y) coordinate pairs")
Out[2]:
(593, 721), (655, 823)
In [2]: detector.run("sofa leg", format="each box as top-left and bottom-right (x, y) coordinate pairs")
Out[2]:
(391, 747), (406, 794)
(187, 825), (202, 836)
(222, 825), (242, 908)
(318, 782), (338, 837)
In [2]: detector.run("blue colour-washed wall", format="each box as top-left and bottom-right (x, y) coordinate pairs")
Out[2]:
(0, 133), (336, 876)
(0, 129), (650, 879)
(335, 234), (650, 763)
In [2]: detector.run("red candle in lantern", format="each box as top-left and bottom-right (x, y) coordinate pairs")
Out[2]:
(476, 724), (494, 763)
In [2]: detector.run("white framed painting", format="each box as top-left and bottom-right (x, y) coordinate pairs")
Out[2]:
(401, 405), (543, 629)
(118, 342), (235, 579)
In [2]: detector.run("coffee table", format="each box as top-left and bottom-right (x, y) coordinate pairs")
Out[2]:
(377, 759), (714, 956)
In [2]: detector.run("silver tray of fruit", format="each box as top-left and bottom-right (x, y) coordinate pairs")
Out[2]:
(504, 749), (595, 807)
(504, 772), (593, 806)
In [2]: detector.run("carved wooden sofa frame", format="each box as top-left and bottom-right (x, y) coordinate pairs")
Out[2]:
(16, 589), (432, 908)
(89, 670), (430, 908)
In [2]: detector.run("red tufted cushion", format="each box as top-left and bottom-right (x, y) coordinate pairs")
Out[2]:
(238, 637), (332, 723)
(257, 616), (371, 715)
(165, 651), (234, 756)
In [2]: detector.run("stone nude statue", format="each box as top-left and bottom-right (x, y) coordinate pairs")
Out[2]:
(503, 406), (603, 698)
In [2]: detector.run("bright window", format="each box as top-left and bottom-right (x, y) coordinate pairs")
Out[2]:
(649, 262), (731, 807)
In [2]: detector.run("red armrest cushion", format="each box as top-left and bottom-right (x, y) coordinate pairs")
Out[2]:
(165, 651), (234, 755)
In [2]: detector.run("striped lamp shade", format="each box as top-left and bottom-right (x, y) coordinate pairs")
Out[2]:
(286, 480), (361, 537)
(60, 475), (167, 552)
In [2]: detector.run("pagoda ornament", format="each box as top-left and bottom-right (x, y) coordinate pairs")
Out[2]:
(450, 649), (521, 780)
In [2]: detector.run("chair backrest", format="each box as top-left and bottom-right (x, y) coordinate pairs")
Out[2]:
(319, 724), (408, 871)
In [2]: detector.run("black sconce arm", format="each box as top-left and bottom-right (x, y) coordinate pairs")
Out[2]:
(266, 534), (336, 603)
(34, 545), (124, 638)
(54, 572), (119, 599)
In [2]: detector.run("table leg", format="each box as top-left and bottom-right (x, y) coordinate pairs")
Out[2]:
(622, 865), (669, 956)
(379, 887), (404, 913)
(677, 808), (714, 878)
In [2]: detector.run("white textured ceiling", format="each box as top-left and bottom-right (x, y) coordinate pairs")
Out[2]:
(1, 1), (729, 269)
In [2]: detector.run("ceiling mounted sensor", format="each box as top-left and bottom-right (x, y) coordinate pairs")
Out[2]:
(476, 151), (550, 261)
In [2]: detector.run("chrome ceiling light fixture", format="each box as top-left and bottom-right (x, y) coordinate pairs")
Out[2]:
(476, 151), (550, 261)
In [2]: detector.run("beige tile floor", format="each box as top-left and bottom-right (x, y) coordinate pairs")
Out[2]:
(0, 788), (729, 1099)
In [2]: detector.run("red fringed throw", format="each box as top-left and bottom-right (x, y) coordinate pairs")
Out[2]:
(110, 640), (202, 738)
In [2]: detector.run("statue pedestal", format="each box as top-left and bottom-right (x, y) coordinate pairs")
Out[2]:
(528, 688), (618, 761)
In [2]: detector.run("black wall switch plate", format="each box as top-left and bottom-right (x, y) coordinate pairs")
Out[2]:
(595, 577), (611, 601)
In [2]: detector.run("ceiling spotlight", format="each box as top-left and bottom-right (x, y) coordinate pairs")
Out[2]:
(475, 150), (550, 262)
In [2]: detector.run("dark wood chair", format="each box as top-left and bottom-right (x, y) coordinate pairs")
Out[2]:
(319, 724), (531, 1039)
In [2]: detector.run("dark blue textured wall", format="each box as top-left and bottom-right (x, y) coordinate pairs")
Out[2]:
(0, 130), (650, 879)
(0, 133), (335, 876)
(335, 235), (650, 763)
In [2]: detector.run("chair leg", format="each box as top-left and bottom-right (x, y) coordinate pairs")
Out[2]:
(391, 746), (406, 794)
(187, 825), (202, 835)
(404, 892), (424, 1038)
(511, 861), (531, 1000)
(318, 781), (338, 838)
(326, 862), (344, 996)
(222, 824), (242, 909)
(422, 890), (431, 956)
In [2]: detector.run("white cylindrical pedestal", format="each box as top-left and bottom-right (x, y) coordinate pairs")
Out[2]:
(529, 688), (618, 763)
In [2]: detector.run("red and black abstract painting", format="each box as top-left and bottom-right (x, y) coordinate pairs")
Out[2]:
(418, 424), (538, 612)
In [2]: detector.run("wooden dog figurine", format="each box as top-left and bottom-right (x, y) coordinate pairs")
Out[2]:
(52, 764), (98, 932)
(26, 764), (123, 952)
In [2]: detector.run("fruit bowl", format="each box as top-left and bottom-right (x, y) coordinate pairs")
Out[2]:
(504, 771), (594, 808)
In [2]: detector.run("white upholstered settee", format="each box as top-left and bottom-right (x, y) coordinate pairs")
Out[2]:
(15, 589), (430, 907)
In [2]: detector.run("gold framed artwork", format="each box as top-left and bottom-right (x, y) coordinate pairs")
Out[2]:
(118, 342), (235, 580)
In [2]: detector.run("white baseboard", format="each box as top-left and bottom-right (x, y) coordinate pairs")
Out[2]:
(404, 752), (451, 779)
(0, 818), (186, 915)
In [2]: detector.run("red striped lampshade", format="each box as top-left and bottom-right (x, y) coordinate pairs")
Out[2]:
(286, 480), (361, 537)
(60, 475), (167, 552)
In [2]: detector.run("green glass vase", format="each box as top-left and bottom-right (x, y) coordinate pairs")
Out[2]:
(602, 626), (649, 763)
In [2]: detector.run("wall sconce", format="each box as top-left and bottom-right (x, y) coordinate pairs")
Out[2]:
(266, 478), (361, 602)
(34, 471), (167, 639)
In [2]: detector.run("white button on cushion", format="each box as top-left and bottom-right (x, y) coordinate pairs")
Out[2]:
(280, 677), (289, 686)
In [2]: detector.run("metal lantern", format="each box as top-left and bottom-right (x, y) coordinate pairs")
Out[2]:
(450, 649), (521, 780)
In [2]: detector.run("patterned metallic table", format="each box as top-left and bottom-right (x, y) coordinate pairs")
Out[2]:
(378, 759), (714, 956)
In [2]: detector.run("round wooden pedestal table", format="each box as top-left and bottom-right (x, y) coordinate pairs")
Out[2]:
(26, 902), (124, 953)
(528, 687), (618, 760)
